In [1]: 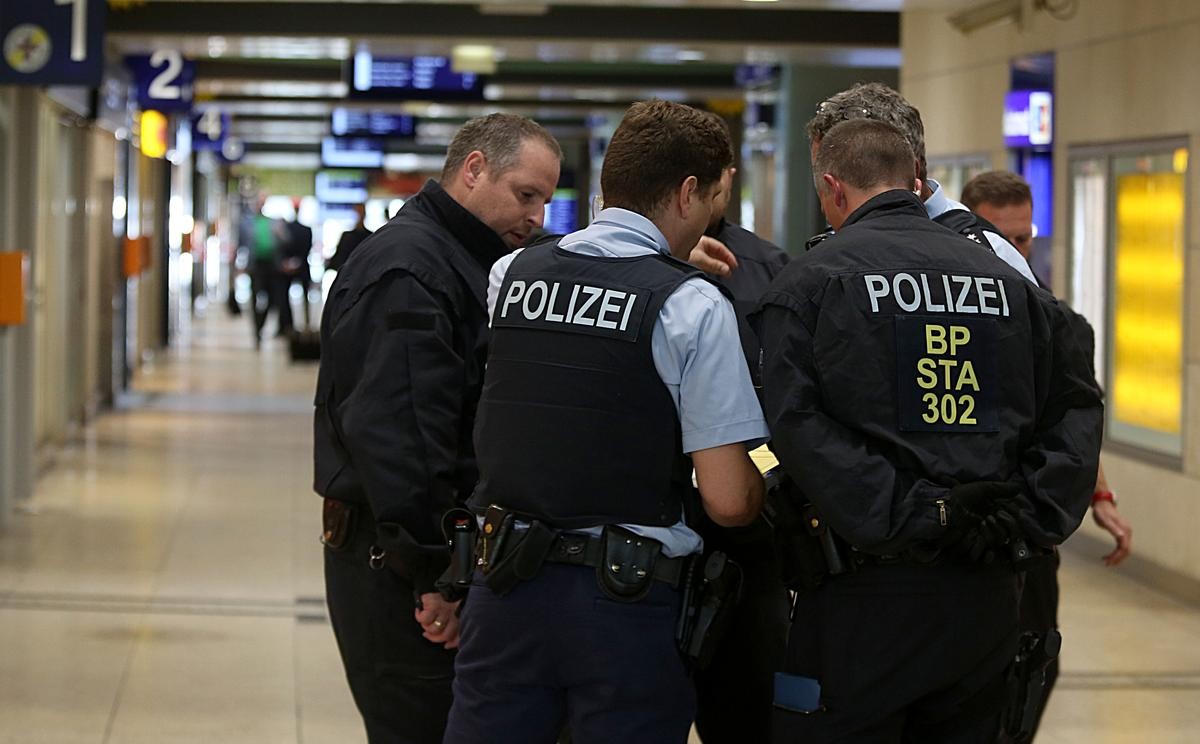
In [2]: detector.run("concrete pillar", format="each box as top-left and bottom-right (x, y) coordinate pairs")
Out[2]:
(773, 65), (900, 255)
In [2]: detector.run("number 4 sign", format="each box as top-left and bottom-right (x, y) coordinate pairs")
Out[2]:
(191, 109), (229, 151)
(125, 49), (195, 112)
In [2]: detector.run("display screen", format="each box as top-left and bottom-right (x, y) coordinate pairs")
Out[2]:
(332, 108), (416, 137)
(350, 53), (483, 100)
(321, 137), (384, 168)
(1003, 90), (1053, 148)
(315, 170), (369, 204)
(1109, 153), (1186, 454)
(544, 189), (579, 235)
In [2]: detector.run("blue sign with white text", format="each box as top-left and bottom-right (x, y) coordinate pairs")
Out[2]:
(0, 0), (106, 85)
(191, 109), (230, 151)
(126, 51), (196, 112)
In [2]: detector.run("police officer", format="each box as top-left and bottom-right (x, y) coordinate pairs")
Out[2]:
(443, 100), (767, 744)
(703, 165), (790, 383)
(693, 164), (791, 744)
(963, 169), (1134, 737)
(805, 82), (1039, 285)
(758, 119), (1104, 742)
(314, 114), (561, 744)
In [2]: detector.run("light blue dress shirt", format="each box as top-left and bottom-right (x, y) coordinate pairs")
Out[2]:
(487, 207), (769, 556)
(924, 179), (1038, 285)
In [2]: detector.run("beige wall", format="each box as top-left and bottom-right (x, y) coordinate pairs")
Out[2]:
(901, 0), (1200, 584)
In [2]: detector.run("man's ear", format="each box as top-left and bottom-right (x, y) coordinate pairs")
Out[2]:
(462, 150), (487, 188)
(677, 175), (700, 219)
(821, 173), (845, 208)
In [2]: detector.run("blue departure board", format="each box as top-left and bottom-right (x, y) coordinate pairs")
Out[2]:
(350, 53), (484, 100)
(332, 108), (416, 137)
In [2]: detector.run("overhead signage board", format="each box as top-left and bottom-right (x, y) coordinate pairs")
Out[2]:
(0, 0), (106, 86)
(321, 136), (384, 169)
(315, 170), (369, 204)
(332, 108), (417, 138)
(192, 109), (230, 151)
(1003, 90), (1052, 148)
(126, 50), (196, 112)
(349, 53), (484, 101)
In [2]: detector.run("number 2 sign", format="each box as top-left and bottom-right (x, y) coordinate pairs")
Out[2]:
(126, 50), (195, 112)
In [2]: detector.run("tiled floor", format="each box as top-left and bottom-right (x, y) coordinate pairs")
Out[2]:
(1, 308), (1198, 743)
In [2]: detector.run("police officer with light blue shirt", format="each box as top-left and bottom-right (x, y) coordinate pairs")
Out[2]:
(443, 101), (767, 744)
(923, 177), (1038, 284)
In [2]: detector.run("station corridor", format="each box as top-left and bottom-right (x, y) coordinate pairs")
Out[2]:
(1, 308), (1198, 744)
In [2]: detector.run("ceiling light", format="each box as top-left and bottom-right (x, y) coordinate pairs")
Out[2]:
(452, 45), (497, 75)
(477, 3), (548, 15)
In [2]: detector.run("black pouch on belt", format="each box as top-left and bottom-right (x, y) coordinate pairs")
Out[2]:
(484, 520), (558, 597)
(321, 498), (355, 552)
(597, 525), (662, 603)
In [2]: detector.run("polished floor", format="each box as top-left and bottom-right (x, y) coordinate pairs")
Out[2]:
(1, 308), (1199, 743)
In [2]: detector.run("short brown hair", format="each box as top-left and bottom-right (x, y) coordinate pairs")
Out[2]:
(961, 170), (1032, 211)
(806, 82), (927, 182)
(441, 113), (562, 181)
(813, 119), (916, 193)
(601, 101), (733, 217)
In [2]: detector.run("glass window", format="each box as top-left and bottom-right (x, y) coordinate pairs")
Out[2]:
(1070, 157), (1108, 386)
(927, 155), (991, 202)
(1069, 143), (1187, 459)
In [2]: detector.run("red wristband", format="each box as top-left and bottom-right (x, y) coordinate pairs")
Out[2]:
(1092, 490), (1116, 504)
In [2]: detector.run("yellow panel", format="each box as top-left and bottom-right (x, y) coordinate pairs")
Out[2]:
(1111, 171), (1185, 435)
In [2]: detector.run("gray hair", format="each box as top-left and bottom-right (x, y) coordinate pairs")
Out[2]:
(806, 82), (927, 181)
(441, 113), (562, 181)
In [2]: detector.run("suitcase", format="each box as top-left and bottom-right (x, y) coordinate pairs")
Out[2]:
(289, 330), (321, 361)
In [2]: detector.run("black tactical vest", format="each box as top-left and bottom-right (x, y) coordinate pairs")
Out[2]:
(471, 244), (704, 529)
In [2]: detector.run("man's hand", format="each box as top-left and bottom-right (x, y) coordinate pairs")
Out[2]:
(688, 236), (738, 277)
(1092, 499), (1132, 567)
(938, 482), (1024, 564)
(415, 592), (462, 649)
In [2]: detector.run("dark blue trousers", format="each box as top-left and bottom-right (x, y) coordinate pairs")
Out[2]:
(444, 563), (695, 744)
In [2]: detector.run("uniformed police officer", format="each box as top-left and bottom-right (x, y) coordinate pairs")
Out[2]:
(442, 100), (768, 744)
(693, 165), (791, 744)
(805, 82), (1038, 285)
(758, 119), (1104, 741)
(314, 114), (561, 744)
(963, 169), (1134, 738)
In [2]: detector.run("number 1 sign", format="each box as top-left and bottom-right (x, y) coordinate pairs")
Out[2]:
(0, 0), (105, 85)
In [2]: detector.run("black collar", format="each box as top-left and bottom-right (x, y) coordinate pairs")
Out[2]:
(841, 189), (927, 229)
(412, 179), (510, 271)
(704, 217), (728, 239)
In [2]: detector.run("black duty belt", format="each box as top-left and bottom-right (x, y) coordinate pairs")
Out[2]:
(546, 531), (686, 588)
